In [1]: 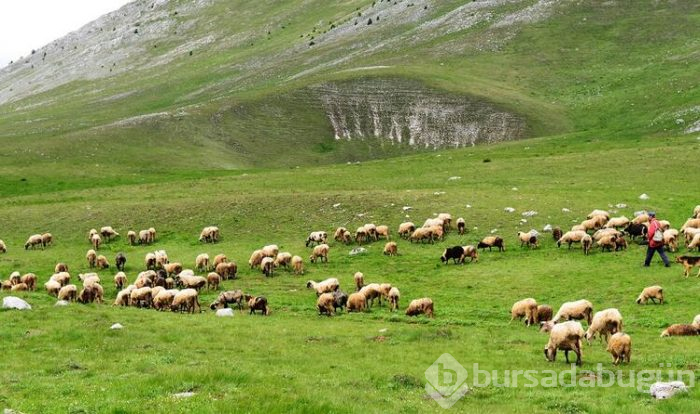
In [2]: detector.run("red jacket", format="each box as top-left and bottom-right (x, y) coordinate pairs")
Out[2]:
(648, 218), (662, 248)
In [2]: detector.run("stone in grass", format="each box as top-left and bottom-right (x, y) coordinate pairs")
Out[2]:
(216, 308), (234, 317)
(2, 297), (31, 310)
(110, 323), (124, 330)
(55, 300), (69, 306)
(173, 391), (195, 398)
(649, 381), (688, 399)
(349, 247), (367, 256)
(639, 193), (650, 200)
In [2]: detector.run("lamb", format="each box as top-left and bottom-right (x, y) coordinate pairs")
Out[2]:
(409, 227), (433, 244)
(347, 292), (367, 312)
(363, 223), (378, 241)
(441, 246), (465, 264)
(388, 287), (400, 312)
(152, 289), (179, 311)
(607, 332), (631, 365)
(195, 253), (210, 272)
(584, 308), (623, 344)
(213, 253), (228, 267)
(405, 298), (434, 318)
(663, 229), (679, 252)
(96, 255), (110, 269)
(171, 289), (201, 313)
(316, 293), (335, 316)
(456, 218), (466, 235)
(176, 275), (206, 291)
(354, 272), (365, 291)
(477, 236), (505, 252)
(517, 231), (539, 248)
(249, 249), (264, 269)
(544, 321), (584, 365)
(245, 295), (270, 316)
(261, 257), (275, 277)
(113, 285), (136, 306)
(163, 262), (183, 276)
(306, 278), (340, 296)
(309, 244), (329, 263)
(398, 222), (416, 239)
(636, 285), (664, 304)
(360, 283), (382, 307)
(209, 290), (244, 311)
(100, 226), (119, 241)
(551, 299), (593, 326)
(130, 287), (153, 308)
(334, 227), (348, 242)
(115, 252), (126, 271)
(57, 284), (78, 302)
(45, 280), (61, 296)
(50, 272), (71, 286)
(510, 298), (539, 326)
(355, 227), (369, 245)
(273, 252), (292, 269)
(207, 272), (221, 290)
(145, 252), (157, 270)
(41, 232), (53, 247)
(261, 244), (279, 258)
(0, 239), (5, 253)
(24, 234), (43, 250)
(660, 324), (699, 337)
(537, 305), (553, 322)
(333, 290), (348, 312)
(383, 241), (398, 256)
(375, 225), (390, 240)
(291, 255), (304, 275)
(305, 231), (328, 247)
(127, 230), (137, 245)
(604, 216), (630, 229)
(91, 233), (102, 250)
(20, 273), (37, 291)
(461, 245), (479, 263)
(581, 234), (593, 255)
(114, 272), (128, 290)
(557, 230), (588, 248)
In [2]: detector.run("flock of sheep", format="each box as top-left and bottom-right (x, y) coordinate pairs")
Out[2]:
(2, 205), (700, 358)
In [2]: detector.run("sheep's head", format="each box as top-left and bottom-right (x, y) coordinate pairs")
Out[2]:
(635, 295), (644, 305)
(305, 281), (314, 289)
(539, 321), (555, 333)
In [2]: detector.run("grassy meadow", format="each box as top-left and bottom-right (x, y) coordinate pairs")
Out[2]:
(1, 132), (699, 413)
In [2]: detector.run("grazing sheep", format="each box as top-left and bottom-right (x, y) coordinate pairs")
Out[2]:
(261, 257), (274, 277)
(398, 222), (416, 239)
(127, 230), (137, 245)
(135, 271), (155, 288)
(100, 226), (119, 241)
(306, 278), (340, 296)
(409, 227), (433, 244)
(581, 234), (593, 255)
(511, 298), (539, 326)
(663, 229), (679, 252)
(587, 210), (610, 220)
(138, 229), (151, 245)
(206, 272), (221, 291)
(45, 280), (62, 296)
(660, 324), (699, 337)
(86, 249), (97, 268)
(148, 227), (157, 243)
(163, 262), (183, 277)
(55, 262), (68, 273)
(245, 295), (270, 316)
(441, 246), (465, 264)
(248, 249), (264, 269)
(604, 216), (630, 229)
(176, 275), (206, 291)
(571, 224), (586, 232)
(557, 230), (588, 248)
(537, 305), (553, 322)
(152, 289), (178, 311)
(478, 236), (505, 252)
(24, 234), (43, 250)
(595, 234), (618, 252)
(20, 273), (37, 291)
(354, 272), (365, 291)
(115, 252), (126, 271)
(340, 230), (352, 244)
(360, 283), (382, 308)
(429, 225), (445, 242)
(209, 290), (244, 311)
(145, 252), (157, 270)
(195, 253), (210, 272)
(78, 284), (104, 304)
(11, 283), (28, 292)
(355, 227), (369, 245)
(383, 241), (398, 256)
(130, 287), (153, 308)
(0, 280), (11, 290)
(552, 299), (594, 326)
(306, 231), (328, 247)
(544, 321), (584, 365)
(57, 284), (78, 302)
(316, 292), (335, 316)
(462, 245), (479, 263)
(154, 250), (169, 268)
(171, 289), (201, 313)
(88, 228), (98, 241)
(347, 292), (367, 312)
(291, 255), (304, 275)
(517, 231), (539, 249)
(552, 227), (563, 242)
(632, 213), (650, 225)
(688, 233), (700, 251)
(0, 239), (6, 253)
(333, 290), (348, 312)
(261, 244), (279, 258)
(96, 255), (110, 270)
(457, 218), (466, 235)
(9, 271), (20, 285)
(309, 244), (329, 263)
(585, 308), (623, 344)
(681, 218), (700, 231)
(334, 227), (348, 242)
(405, 298), (434, 318)
(624, 223), (648, 240)
(50, 272), (71, 286)
(165, 277), (175, 289)
(179, 269), (194, 277)
(388, 287), (400, 312)
(213, 253), (228, 267)
(607, 332), (632, 365)
(79, 273), (101, 287)
(91, 233), (102, 250)
(273, 252), (293, 269)
(592, 228), (622, 242)
(199, 226), (220, 243)
(580, 215), (608, 231)
(376, 225), (390, 240)
(636, 285), (664, 304)
(364, 223), (378, 241)
(41, 232), (53, 247)
(113, 285), (135, 306)
(614, 235), (628, 251)
(153, 270), (167, 288)
(694, 314), (700, 328)
(438, 213), (453, 230)
(114, 272), (128, 290)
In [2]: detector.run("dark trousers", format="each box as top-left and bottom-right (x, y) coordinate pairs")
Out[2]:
(644, 245), (669, 266)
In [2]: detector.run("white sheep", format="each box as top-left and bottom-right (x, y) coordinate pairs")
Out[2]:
(291, 255), (304, 275)
(309, 244), (329, 263)
(334, 227), (348, 242)
(24, 234), (43, 250)
(261, 244), (279, 258)
(347, 292), (366, 312)
(90, 233), (102, 250)
(511, 298), (538, 326)
(551, 299), (593, 326)
(360, 283), (382, 307)
(273, 252), (292, 269)
(405, 298), (434, 318)
(353, 272), (365, 291)
(375, 225), (390, 240)
(261, 256), (274, 277)
(604, 216), (630, 229)
(127, 230), (137, 245)
(45, 280), (61, 296)
(100, 226), (119, 241)
(195, 253), (210, 272)
(306, 278), (340, 296)
(388, 287), (400, 312)
(517, 231), (538, 248)
(316, 293), (335, 316)
(398, 222), (416, 239)
(0, 239), (6, 253)
(636, 285), (664, 304)
(383, 241), (398, 256)
(171, 288), (200, 313)
(544, 320), (584, 365)
(57, 284), (78, 302)
(305, 231), (328, 247)
(557, 231), (588, 249)
(249, 249), (264, 269)
(584, 308), (623, 344)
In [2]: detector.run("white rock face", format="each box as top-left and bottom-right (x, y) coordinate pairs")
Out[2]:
(2, 297), (31, 310)
(216, 308), (234, 317)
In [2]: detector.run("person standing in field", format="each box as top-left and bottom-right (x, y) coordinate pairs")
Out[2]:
(644, 211), (670, 267)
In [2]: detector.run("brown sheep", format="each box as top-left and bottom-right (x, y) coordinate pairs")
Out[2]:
(316, 293), (335, 316)
(607, 332), (631, 365)
(86, 249), (97, 268)
(405, 298), (434, 318)
(245, 295), (270, 316)
(347, 292), (367, 312)
(478, 236), (505, 252)
(660, 324), (699, 337)
(20, 273), (37, 291)
(309, 244), (329, 263)
(96, 255), (110, 270)
(54, 263), (68, 273)
(383, 241), (398, 256)
(353, 272), (365, 291)
(114, 272), (128, 291)
(291, 255), (304, 275)
(207, 272), (221, 291)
